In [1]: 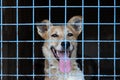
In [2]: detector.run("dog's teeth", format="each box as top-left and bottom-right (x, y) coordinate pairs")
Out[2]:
(57, 51), (59, 56)
(53, 49), (55, 52)
(68, 51), (71, 57)
(53, 49), (56, 54)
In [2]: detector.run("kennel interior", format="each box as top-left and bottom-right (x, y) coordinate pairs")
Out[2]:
(0, 0), (120, 80)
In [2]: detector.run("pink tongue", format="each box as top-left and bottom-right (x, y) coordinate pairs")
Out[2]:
(59, 53), (71, 73)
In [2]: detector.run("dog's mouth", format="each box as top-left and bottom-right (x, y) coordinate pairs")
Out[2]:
(51, 47), (72, 59)
(51, 47), (73, 73)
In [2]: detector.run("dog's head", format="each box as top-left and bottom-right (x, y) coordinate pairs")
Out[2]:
(37, 16), (82, 73)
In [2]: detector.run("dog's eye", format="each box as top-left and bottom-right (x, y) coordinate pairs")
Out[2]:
(51, 34), (59, 37)
(67, 33), (73, 37)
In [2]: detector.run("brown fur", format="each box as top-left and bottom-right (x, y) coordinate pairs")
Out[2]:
(37, 16), (85, 80)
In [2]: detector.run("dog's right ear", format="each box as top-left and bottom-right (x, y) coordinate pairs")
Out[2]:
(68, 16), (82, 35)
(36, 20), (52, 39)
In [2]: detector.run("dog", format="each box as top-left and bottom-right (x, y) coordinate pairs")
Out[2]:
(37, 16), (85, 80)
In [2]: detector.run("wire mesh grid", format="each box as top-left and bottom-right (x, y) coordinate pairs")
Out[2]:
(0, 0), (120, 80)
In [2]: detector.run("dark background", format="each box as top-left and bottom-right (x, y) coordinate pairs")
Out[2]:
(1, 0), (120, 80)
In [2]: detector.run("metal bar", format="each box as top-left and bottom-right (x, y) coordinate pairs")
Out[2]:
(48, 0), (51, 78)
(114, 0), (116, 80)
(1, 23), (120, 26)
(98, 0), (100, 80)
(1, 57), (120, 60)
(64, 0), (67, 79)
(1, 6), (120, 8)
(82, 0), (85, 79)
(16, 0), (19, 80)
(0, 74), (120, 77)
(1, 0), (3, 80)
(32, 0), (35, 79)
(1, 40), (120, 43)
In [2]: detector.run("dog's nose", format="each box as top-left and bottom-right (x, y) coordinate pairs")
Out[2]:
(61, 42), (70, 49)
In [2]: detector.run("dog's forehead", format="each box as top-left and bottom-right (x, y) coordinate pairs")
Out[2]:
(50, 26), (70, 33)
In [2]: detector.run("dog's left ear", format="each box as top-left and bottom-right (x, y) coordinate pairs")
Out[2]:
(68, 16), (82, 34)
(36, 20), (52, 39)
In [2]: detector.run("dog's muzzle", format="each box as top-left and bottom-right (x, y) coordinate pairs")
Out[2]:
(50, 41), (73, 73)
(61, 42), (70, 50)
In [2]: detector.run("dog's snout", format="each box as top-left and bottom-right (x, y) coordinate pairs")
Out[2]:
(61, 42), (70, 49)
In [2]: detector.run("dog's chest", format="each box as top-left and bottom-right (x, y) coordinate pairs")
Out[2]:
(48, 72), (84, 80)
(46, 66), (84, 80)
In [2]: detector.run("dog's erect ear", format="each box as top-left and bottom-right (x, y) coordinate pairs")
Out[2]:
(36, 20), (52, 39)
(68, 16), (82, 34)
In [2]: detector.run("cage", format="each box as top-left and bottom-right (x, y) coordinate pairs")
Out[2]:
(0, 0), (120, 80)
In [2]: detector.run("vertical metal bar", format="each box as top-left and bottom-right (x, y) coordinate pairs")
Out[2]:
(64, 0), (67, 79)
(48, 0), (51, 78)
(16, 0), (19, 79)
(98, 0), (100, 80)
(114, 0), (116, 80)
(82, 0), (84, 79)
(32, 0), (35, 79)
(1, 0), (3, 79)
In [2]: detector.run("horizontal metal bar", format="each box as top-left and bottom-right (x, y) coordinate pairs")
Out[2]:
(1, 23), (120, 26)
(1, 74), (120, 77)
(0, 6), (120, 8)
(1, 40), (120, 43)
(1, 58), (120, 60)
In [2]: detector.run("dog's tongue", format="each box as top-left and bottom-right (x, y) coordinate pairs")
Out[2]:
(58, 52), (71, 73)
